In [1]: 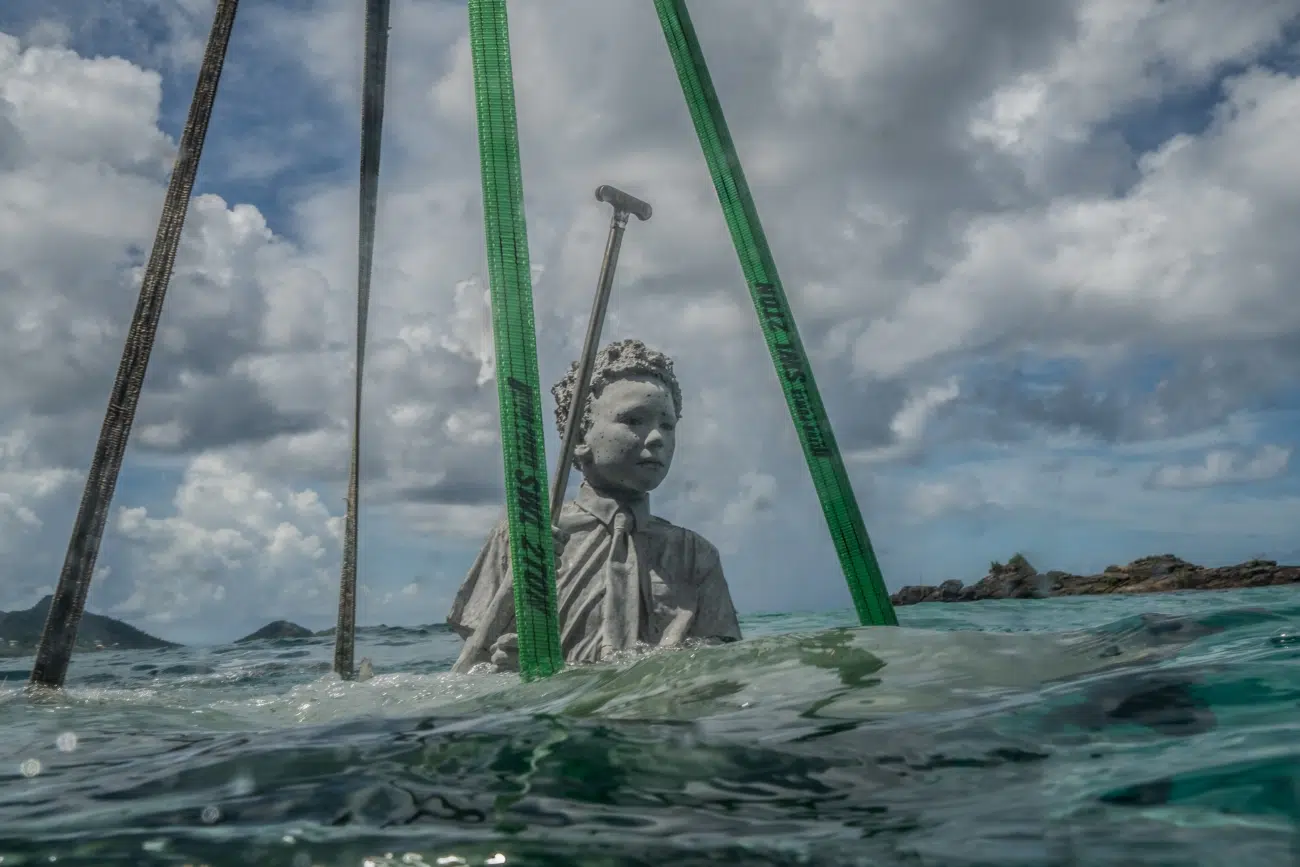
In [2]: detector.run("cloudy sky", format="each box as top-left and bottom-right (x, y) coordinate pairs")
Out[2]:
(1, 0), (1299, 644)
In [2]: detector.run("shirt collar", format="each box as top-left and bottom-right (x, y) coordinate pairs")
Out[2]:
(574, 481), (651, 534)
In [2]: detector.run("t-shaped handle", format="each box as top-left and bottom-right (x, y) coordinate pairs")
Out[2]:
(595, 185), (653, 221)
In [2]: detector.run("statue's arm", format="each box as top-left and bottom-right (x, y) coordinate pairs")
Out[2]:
(448, 521), (572, 674)
(689, 540), (743, 643)
(447, 520), (516, 672)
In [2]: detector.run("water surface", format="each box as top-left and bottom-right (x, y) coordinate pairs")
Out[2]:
(2, 587), (1299, 866)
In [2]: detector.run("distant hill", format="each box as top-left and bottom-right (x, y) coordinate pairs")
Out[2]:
(0, 596), (176, 657)
(236, 620), (315, 643)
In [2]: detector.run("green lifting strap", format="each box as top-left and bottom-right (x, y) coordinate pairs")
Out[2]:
(653, 0), (898, 627)
(467, 0), (565, 678)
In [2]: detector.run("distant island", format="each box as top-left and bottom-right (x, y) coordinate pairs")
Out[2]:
(891, 553), (1300, 605)
(0, 601), (429, 658)
(235, 620), (316, 643)
(233, 622), (439, 640)
(0, 595), (176, 657)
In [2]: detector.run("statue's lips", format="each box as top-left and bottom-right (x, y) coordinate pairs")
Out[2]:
(637, 459), (665, 468)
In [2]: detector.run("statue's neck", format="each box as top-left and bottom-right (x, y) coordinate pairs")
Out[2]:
(581, 477), (648, 510)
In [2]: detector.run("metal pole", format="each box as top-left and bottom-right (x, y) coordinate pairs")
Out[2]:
(549, 213), (627, 520)
(548, 185), (653, 521)
(334, 0), (392, 683)
(29, 0), (241, 690)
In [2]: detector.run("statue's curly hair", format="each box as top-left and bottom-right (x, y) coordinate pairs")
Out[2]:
(551, 339), (683, 466)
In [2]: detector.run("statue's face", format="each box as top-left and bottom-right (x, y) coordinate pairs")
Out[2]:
(575, 374), (677, 496)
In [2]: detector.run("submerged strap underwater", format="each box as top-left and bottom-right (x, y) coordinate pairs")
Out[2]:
(29, 0), (242, 689)
(467, 0), (565, 678)
(652, 0), (898, 627)
(334, 0), (392, 681)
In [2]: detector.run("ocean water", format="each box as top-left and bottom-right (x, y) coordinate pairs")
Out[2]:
(2, 587), (1299, 867)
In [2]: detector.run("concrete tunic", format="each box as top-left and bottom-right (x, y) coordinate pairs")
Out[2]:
(447, 483), (742, 672)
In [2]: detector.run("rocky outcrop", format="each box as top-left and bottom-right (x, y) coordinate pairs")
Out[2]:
(236, 620), (315, 642)
(890, 554), (1300, 605)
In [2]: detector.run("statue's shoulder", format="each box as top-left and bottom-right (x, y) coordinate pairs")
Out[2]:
(645, 515), (723, 565)
(481, 516), (510, 544)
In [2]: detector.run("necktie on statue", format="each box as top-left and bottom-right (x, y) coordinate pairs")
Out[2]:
(601, 509), (643, 657)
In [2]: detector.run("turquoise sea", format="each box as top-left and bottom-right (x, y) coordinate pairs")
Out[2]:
(2, 586), (1299, 866)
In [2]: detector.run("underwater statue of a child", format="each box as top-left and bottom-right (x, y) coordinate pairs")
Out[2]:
(447, 338), (742, 673)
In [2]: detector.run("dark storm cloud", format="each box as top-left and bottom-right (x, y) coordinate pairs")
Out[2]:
(398, 470), (503, 507)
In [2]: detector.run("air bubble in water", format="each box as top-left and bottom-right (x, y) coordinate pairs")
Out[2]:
(55, 732), (77, 753)
(200, 805), (221, 824)
(19, 759), (40, 778)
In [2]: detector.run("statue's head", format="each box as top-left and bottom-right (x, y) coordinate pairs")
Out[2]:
(551, 339), (683, 496)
